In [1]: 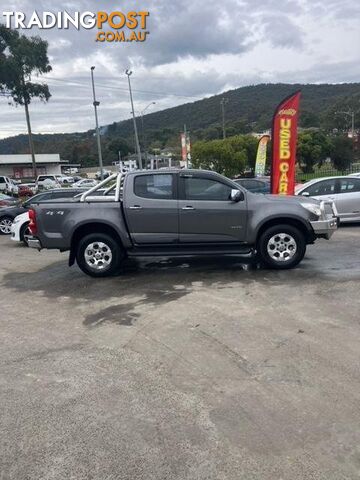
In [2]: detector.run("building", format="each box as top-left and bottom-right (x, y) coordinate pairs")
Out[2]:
(0, 154), (79, 179)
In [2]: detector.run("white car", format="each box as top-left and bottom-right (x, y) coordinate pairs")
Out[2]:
(0, 176), (19, 195)
(295, 176), (360, 223)
(10, 211), (30, 246)
(57, 175), (74, 184)
(72, 178), (98, 188)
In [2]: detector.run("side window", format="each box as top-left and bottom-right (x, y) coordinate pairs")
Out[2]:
(38, 193), (53, 201)
(134, 174), (174, 199)
(338, 178), (360, 193)
(242, 180), (262, 189)
(0, 177), (4, 183)
(183, 177), (232, 201)
(26, 193), (46, 204)
(303, 179), (336, 196)
(38, 175), (54, 181)
(52, 191), (77, 198)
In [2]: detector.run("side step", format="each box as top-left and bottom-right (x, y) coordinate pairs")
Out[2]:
(127, 244), (255, 257)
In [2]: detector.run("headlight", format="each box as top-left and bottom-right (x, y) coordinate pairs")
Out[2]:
(12, 217), (21, 224)
(301, 202), (322, 217)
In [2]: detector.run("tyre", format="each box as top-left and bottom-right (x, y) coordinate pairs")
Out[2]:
(0, 216), (13, 235)
(257, 224), (306, 270)
(20, 222), (31, 247)
(76, 233), (124, 277)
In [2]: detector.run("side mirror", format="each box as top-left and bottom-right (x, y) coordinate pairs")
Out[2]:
(230, 189), (244, 202)
(301, 191), (310, 197)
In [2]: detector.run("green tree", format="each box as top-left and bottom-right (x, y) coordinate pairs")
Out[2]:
(106, 138), (132, 159)
(192, 137), (248, 177)
(330, 136), (354, 171)
(297, 131), (332, 173)
(0, 26), (52, 176)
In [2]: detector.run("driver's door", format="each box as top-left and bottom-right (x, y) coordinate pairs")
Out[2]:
(178, 173), (247, 243)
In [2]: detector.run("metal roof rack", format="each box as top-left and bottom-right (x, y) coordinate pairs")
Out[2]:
(80, 173), (123, 202)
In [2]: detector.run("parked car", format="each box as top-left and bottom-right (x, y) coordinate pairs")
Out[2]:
(17, 183), (37, 197)
(27, 169), (338, 277)
(0, 176), (19, 196)
(233, 177), (270, 194)
(350, 172), (360, 178)
(72, 178), (98, 188)
(0, 188), (86, 235)
(295, 176), (360, 223)
(72, 175), (83, 183)
(36, 175), (61, 190)
(95, 169), (112, 180)
(57, 175), (74, 184)
(10, 211), (31, 246)
(63, 168), (79, 175)
(0, 193), (19, 208)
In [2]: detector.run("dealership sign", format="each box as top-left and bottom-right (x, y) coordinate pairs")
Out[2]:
(271, 91), (301, 195)
(255, 134), (270, 177)
(1, 10), (150, 43)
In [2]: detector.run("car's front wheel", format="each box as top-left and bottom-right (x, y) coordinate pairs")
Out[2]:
(257, 224), (306, 269)
(76, 233), (124, 277)
(0, 216), (13, 235)
(20, 222), (31, 246)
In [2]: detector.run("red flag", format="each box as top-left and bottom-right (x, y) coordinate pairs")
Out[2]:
(271, 91), (301, 195)
(180, 133), (187, 162)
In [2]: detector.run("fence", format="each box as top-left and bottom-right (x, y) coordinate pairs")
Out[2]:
(295, 164), (360, 183)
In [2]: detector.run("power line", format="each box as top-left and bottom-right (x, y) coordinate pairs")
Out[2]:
(45, 76), (203, 99)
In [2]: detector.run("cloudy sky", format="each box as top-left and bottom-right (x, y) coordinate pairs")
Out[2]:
(0, 0), (359, 139)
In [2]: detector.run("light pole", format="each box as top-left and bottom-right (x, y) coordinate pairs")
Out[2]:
(336, 110), (355, 138)
(125, 69), (142, 169)
(90, 66), (104, 180)
(220, 97), (229, 139)
(140, 102), (156, 167)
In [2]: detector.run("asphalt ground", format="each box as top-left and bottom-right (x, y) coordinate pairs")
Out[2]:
(1, 226), (360, 480)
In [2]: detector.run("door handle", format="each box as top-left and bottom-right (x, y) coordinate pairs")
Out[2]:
(182, 206), (195, 210)
(129, 205), (142, 210)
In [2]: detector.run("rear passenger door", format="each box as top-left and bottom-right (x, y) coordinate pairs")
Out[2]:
(124, 173), (178, 244)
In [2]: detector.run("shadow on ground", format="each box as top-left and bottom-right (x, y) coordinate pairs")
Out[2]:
(3, 236), (360, 315)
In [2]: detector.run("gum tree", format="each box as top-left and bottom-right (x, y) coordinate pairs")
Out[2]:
(0, 26), (52, 176)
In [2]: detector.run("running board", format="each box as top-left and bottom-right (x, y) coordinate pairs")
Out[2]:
(127, 244), (254, 257)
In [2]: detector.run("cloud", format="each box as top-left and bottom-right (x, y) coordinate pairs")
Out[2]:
(0, 0), (359, 138)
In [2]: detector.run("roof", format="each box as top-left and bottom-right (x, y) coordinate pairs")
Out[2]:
(0, 154), (62, 165)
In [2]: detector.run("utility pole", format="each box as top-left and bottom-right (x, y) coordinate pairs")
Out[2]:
(90, 66), (104, 180)
(24, 98), (37, 178)
(140, 102), (156, 168)
(220, 97), (229, 139)
(21, 75), (37, 178)
(125, 69), (142, 169)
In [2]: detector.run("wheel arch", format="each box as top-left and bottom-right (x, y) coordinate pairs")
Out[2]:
(20, 220), (30, 240)
(69, 222), (124, 266)
(255, 216), (314, 246)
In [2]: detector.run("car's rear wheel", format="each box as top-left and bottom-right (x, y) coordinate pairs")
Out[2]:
(0, 216), (13, 235)
(258, 224), (306, 269)
(76, 233), (124, 277)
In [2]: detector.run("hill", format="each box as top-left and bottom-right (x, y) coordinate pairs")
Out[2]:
(1, 83), (359, 166)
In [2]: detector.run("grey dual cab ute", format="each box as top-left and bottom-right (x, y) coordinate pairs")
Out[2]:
(27, 169), (338, 277)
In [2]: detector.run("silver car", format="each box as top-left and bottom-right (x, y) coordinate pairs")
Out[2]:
(296, 176), (360, 223)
